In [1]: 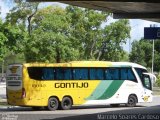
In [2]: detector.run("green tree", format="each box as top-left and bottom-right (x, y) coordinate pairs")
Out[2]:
(2, 24), (27, 53)
(156, 73), (160, 87)
(129, 39), (160, 72)
(25, 6), (79, 63)
(5, 0), (39, 36)
(2, 1), (38, 63)
(129, 39), (152, 68)
(66, 6), (109, 60)
(101, 19), (131, 61)
(3, 4), (131, 63)
(0, 19), (8, 62)
(66, 6), (130, 61)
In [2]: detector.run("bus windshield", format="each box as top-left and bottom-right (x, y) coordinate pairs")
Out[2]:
(135, 68), (152, 90)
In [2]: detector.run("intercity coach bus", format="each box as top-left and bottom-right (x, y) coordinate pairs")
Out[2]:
(6, 61), (153, 111)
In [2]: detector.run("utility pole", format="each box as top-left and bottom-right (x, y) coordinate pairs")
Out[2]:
(150, 24), (157, 74)
(152, 38), (154, 74)
(129, 39), (131, 53)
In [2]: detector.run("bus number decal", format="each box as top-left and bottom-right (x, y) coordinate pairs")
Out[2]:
(32, 84), (46, 88)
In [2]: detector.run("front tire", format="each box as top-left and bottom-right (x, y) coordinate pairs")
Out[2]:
(61, 97), (72, 110)
(126, 95), (137, 107)
(48, 97), (59, 111)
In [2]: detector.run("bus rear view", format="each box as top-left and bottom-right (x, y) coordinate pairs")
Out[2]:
(6, 64), (25, 106)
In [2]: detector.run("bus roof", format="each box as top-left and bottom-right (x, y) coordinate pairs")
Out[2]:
(22, 61), (146, 69)
(112, 62), (146, 69)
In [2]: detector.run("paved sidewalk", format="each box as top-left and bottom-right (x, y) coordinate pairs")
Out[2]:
(0, 83), (6, 105)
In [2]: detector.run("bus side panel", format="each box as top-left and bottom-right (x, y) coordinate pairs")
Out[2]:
(83, 80), (142, 105)
(18, 66), (44, 106)
(40, 80), (101, 106)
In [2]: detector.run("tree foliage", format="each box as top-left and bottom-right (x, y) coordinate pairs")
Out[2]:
(129, 40), (151, 67)
(0, 19), (8, 61)
(129, 39), (160, 71)
(25, 6), (80, 63)
(66, 6), (131, 61)
(102, 19), (130, 61)
(0, 2), (131, 64)
(5, 0), (39, 36)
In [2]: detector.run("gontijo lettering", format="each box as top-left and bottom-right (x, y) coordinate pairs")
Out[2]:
(55, 82), (88, 88)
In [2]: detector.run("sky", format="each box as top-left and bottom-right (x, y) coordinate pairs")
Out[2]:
(125, 19), (160, 52)
(1, 1), (160, 53)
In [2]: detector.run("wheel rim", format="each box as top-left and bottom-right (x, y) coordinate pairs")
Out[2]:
(63, 100), (70, 107)
(50, 100), (56, 108)
(129, 97), (135, 106)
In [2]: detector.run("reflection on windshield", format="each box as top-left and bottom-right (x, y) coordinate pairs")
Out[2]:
(135, 68), (152, 90)
(143, 74), (152, 90)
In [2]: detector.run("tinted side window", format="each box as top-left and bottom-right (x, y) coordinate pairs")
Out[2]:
(63, 69), (72, 80)
(105, 68), (120, 80)
(27, 67), (136, 81)
(42, 68), (55, 80)
(120, 68), (128, 80)
(127, 68), (136, 80)
(135, 68), (147, 80)
(28, 67), (55, 80)
(90, 68), (104, 80)
(28, 67), (42, 80)
(73, 68), (88, 80)
(120, 68), (136, 81)
(55, 68), (72, 80)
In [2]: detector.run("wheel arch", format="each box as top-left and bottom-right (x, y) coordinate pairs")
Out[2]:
(128, 94), (138, 103)
(48, 96), (60, 102)
(62, 95), (73, 105)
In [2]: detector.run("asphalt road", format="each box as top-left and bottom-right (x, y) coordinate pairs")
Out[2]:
(0, 96), (160, 120)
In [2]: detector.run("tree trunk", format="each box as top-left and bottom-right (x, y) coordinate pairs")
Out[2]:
(56, 48), (61, 63)
(90, 39), (97, 58)
(27, 4), (38, 36)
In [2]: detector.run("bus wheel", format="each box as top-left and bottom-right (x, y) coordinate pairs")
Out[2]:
(61, 97), (72, 110)
(126, 95), (137, 107)
(48, 97), (59, 111)
(110, 104), (120, 107)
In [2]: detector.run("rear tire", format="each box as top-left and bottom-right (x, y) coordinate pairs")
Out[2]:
(61, 97), (72, 110)
(126, 95), (137, 107)
(48, 97), (59, 111)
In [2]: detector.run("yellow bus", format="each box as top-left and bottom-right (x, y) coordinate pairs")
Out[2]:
(6, 61), (153, 110)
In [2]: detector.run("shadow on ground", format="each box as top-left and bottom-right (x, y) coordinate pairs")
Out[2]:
(0, 105), (160, 120)
(41, 105), (160, 120)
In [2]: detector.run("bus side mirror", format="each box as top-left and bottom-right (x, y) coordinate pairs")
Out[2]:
(149, 74), (157, 85)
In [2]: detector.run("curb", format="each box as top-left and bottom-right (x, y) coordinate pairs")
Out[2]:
(153, 95), (160, 97)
